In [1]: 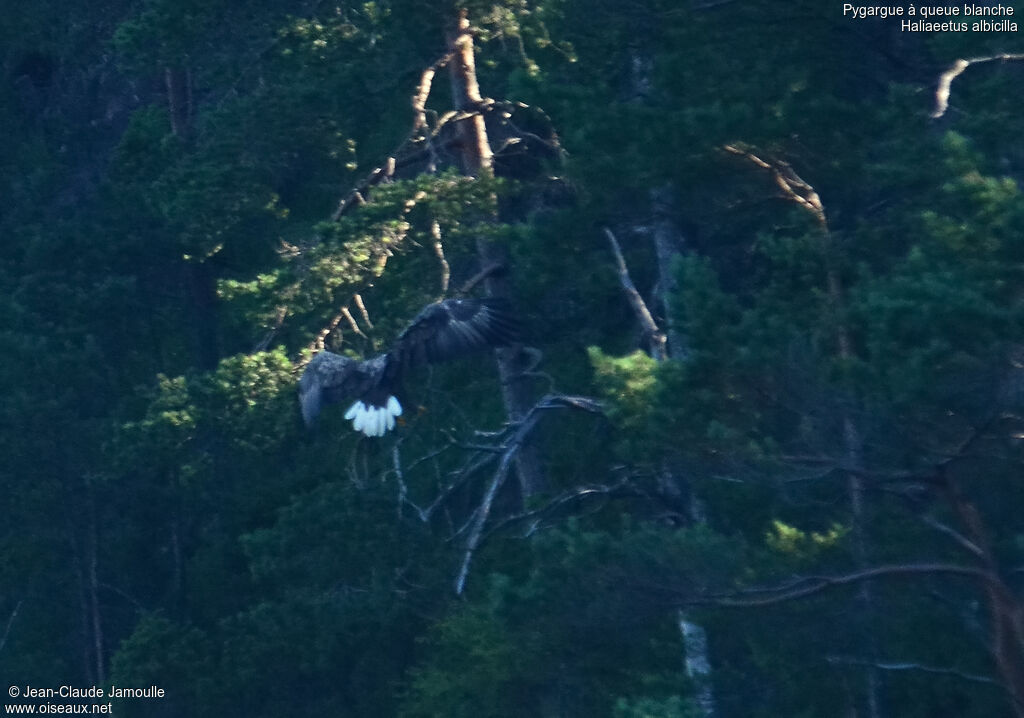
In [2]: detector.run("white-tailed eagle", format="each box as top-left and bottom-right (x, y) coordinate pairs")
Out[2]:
(299, 298), (519, 437)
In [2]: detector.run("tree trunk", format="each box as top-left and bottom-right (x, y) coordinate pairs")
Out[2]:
(165, 66), (192, 139)
(845, 420), (882, 718)
(650, 185), (688, 361)
(186, 260), (221, 371)
(66, 488), (105, 685)
(446, 10), (545, 498)
(680, 615), (714, 715)
(86, 500), (105, 685)
(828, 239), (883, 718)
(945, 474), (1024, 717)
(628, 44), (715, 716)
(68, 516), (95, 684)
(166, 64), (220, 370)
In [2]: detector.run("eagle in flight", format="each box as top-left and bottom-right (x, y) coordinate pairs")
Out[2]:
(299, 298), (519, 437)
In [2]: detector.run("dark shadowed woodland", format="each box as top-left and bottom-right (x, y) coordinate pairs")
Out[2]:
(3, 1), (1024, 716)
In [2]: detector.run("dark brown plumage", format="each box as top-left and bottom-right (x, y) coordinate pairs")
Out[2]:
(299, 298), (519, 436)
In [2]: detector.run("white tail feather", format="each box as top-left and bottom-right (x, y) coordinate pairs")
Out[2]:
(345, 397), (403, 437)
(388, 396), (403, 416)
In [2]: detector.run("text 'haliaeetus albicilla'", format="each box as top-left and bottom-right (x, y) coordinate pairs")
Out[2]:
(299, 298), (519, 437)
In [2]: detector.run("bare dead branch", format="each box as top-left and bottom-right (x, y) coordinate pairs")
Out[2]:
(393, 445), (428, 522)
(412, 52), (455, 172)
(457, 262), (506, 295)
(537, 393), (604, 414)
(332, 160), (394, 220)
(932, 54), (1024, 119)
(512, 347), (545, 378)
(99, 582), (146, 611)
(483, 479), (637, 538)
(430, 220), (451, 297)
(491, 100), (565, 156)
(0, 600), (22, 654)
(403, 442), (460, 475)
(918, 513), (986, 559)
(826, 655), (1003, 688)
(393, 440), (488, 524)
(327, 49), (459, 223)
(346, 437), (371, 488)
(692, 0), (739, 7)
(503, 122), (563, 155)
(339, 305), (367, 339)
(699, 563), (991, 608)
(302, 309), (346, 360)
(604, 227), (668, 360)
(442, 436), (508, 454)
(273, 49), (557, 350)
(251, 305), (289, 353)
(352, 293), (374, 330)
(454, 420), (525, 594)
(412, 52), (454, 131)
(452, 393), (603, 594)
(272, 44), (557, 352)
(723, 144), (827, 228)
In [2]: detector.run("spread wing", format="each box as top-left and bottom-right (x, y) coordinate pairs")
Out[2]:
(298, 351), (378, 426)
(299, 298), (520, 436)
(393, 297), (520, 367)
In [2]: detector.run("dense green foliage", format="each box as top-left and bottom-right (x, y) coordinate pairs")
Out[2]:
(3, 1), (1024, 716)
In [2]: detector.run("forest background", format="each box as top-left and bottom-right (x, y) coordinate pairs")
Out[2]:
(3, 1), (1024, 716)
